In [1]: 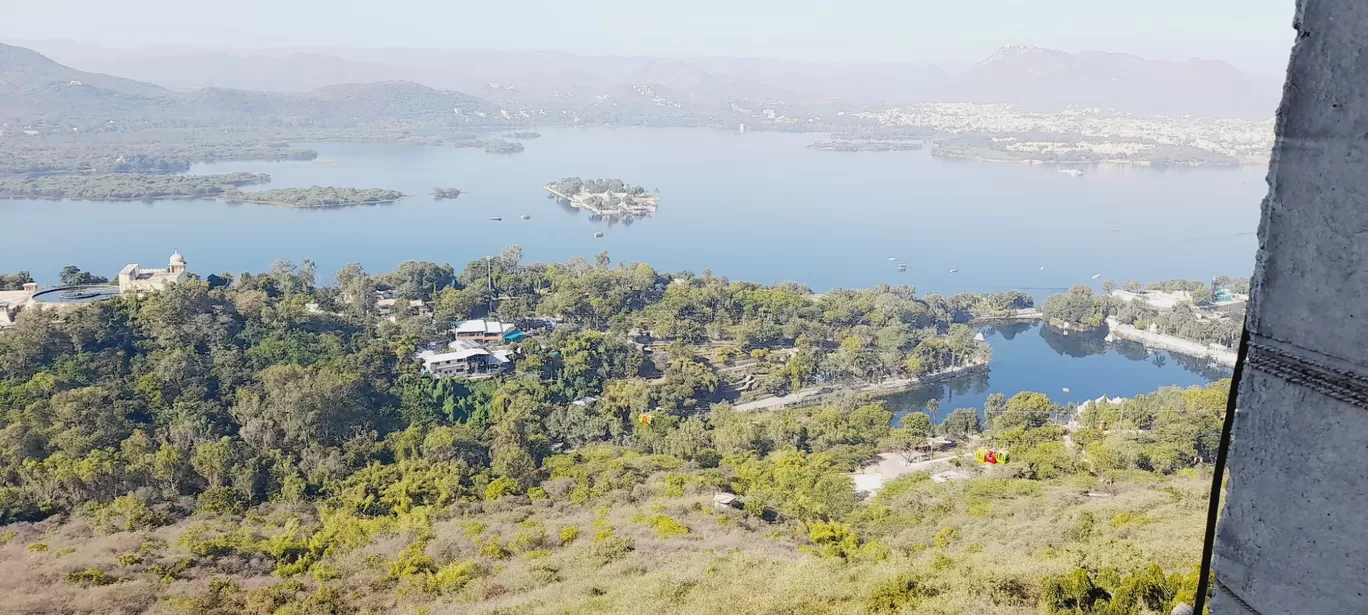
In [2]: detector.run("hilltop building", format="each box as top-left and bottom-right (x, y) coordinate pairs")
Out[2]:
(118, 252), (189, 294)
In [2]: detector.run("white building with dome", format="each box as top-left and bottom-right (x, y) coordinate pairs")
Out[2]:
(117, 252), (190, 294)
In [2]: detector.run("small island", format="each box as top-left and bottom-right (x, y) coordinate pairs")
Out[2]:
(431, 188), (463, 200)
(481, 139), (525, 154)
(545, 177), (660, 219)
(0, 173), (403, 208)
(504, 131), (542, 139)
(807, 141), (923, 152)
(449, 139), (526, 154)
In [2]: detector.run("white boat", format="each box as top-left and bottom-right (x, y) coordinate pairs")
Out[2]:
(888, 257), (898, 262)
(1062, 387), (1071, 393)
(949, 268), (959, 273)
(1058, 168), (1085, 177)
(897, 264), (907, 272)
(1039, 266), (1046, 271)
(520, 214), (531, 220)
(489, 217), (502, 221)
(1091, 273), (1102, 280)
(594, 232), (604, 238)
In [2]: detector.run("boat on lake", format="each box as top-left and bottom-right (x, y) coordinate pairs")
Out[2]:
(1091, 273), (1102, 280)
(949, 268), (959, 273)
(897, 264), (907, 271)
(521, 214), (531, 220)
(489, 217), (502, 221)
(594, 232), (604, 238)
(1059, 168), (1085, 177)
(888, 257), (898, 262)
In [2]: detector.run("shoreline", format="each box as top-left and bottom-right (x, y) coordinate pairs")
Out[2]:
(1105, 318), (1238, 367)
(734, 360), (989, 412)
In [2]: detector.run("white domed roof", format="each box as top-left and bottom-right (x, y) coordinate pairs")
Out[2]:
(169, 251), (185, 264)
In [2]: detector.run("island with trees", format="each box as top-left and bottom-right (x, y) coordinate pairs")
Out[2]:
(0, 250), (1222, 614)
(807, 140), (923, 152)
(504, 131), (542, 139)
(0, 172), (271, 200)
(545, 177), (660, 218)
(224, 186), (406, 208)
(445, 138), (526, 154)
(0, 173), (404, 208)
(431, 188), (463, 200)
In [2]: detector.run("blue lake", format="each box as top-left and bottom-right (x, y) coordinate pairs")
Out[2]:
(1, 127), (1264, 294)
(884, 322), (1231, 420)
(0, 126), (1253, 401)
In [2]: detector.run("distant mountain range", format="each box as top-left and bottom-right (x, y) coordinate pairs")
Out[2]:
(1, 40), (1283, 127)
(0, 42), (506, 127)
(953, 43), (1279, 117)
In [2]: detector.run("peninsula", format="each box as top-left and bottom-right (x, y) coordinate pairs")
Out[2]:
(545, 176), (660, 218)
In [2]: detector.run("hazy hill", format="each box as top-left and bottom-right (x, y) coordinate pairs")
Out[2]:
(0, 43), (504, 127)
(87, 51), (408, 92)
(953, 43), (1280, 117)
(0, 42), (172, 121)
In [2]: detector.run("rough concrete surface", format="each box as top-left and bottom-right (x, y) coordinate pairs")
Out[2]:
(1212, 1), (1368, 614)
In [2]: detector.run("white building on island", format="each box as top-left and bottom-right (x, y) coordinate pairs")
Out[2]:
(118, 252), (190, 294)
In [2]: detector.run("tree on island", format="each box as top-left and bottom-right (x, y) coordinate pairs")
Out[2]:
(432, 188), (462, 199)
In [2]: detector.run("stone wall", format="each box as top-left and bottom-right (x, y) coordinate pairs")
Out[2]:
(1212, 1), (1368, 613)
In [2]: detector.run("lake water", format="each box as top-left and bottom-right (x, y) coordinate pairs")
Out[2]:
(883, 322), (1231, 421)
(1, 127), (1264, 295)
(1, 127), (1252, 402)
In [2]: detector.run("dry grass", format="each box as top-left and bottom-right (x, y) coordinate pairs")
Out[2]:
(0, 469), (1211, 615)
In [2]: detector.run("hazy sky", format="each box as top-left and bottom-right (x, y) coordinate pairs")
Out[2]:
(4, 0), (1296, 73)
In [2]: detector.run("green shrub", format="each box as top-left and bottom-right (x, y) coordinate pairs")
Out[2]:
(479, 538), (510, 559)
(590, 533), (635, 563)
(426, 560), (481, 595)
(197, 487), (249, 516)
(1111, 512), (1151, 528)
(485, 477), (522, 501)
(865, 574), (933, 614)
(90, 494), (165, 533)
(807, 520), (861, 560)
(558, 525), (581, 545)
(65, 566), (123, 587)
(510, 523), (548, 553)
(387, 541), (437, 580)
(933, 526), (958, 549)
(631, 513), (691, 538)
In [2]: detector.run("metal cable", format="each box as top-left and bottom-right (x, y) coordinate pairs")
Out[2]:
(1192, 324), (1251, 614)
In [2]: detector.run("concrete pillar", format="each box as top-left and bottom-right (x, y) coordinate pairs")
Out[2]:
(1213, 1), (1368, 613)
